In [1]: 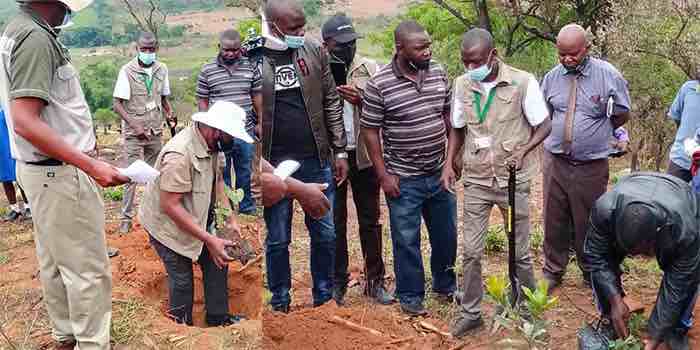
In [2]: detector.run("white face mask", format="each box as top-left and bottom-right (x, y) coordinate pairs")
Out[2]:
(54, 9), (74, 30)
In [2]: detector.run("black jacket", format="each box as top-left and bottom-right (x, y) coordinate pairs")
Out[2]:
(583, 172), (700, 341)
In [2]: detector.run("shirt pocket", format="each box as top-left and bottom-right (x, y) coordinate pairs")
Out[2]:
(496, 86), (520, 122)
(52, 64), (80, 103)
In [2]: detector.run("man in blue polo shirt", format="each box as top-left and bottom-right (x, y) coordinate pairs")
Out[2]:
(667, 71), (700, 183)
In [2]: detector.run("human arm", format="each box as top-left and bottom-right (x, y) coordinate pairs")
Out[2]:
(261, 158), (330, 219)
(506, 75), (552, 169)
(609, 71), (632, 129)
(668, 84), (687, 129)
(195, 68), (210, 112)
(441, 127), (465, 193)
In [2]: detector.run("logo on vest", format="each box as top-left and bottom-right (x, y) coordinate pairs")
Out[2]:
(275, 64), (300, 91)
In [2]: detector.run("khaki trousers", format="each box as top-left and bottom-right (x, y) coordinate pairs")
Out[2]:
(17, 163), (111, 350)
(458, 180), (536, 320)
(120, 136), (162, 223)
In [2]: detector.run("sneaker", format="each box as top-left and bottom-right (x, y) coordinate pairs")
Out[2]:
(119, 221), (132, 235)
(367, 284), (395, 305)
(450, 316), (484, 338)
(333, 281), (348, 306)
(107, 247), (120, 258)
(400, 302), (428, 316)
(2, 208), (21, 222)
(666, 331), (690, 350)
(207, 314), (246, 327)
(272, 304), (290, 314)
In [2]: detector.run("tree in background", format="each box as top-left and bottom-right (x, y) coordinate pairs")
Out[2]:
(121, 0), (168, 41)
(94, 108), (119, 134)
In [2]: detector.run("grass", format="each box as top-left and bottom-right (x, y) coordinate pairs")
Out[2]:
(485, 224), (508, 255)
(111, 298), (151, 345)
(103, 185), (125, 202)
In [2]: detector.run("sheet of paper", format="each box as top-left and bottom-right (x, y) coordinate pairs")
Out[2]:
(273, 160), (301, 181)
(118, 160), (160, 184)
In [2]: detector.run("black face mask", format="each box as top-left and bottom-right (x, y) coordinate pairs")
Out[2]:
(215, 136), (234, 153)
(220, 54), (241, 66)
(409, 59), (430, 71)
(330, 41), (356, 67)
(564, 55), (589, 74)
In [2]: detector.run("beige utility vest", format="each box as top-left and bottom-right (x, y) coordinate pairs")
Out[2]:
(455, 62), (538, 187)
(138, 125), (216, 261)
(121, 58), (165, 137)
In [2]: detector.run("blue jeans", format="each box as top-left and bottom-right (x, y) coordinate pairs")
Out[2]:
(264, 157), (336, 308)
(386, 171), (457, 305)
(224, 138), (255, 214)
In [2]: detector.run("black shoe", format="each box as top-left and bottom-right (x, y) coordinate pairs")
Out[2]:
(333, 281), (348, 306)
(272, 304), (290, 314)
(207, 314), (246, 327)
(2, 209), (21, 222)
(400, 302), (428, 316)
(21, 207), (31, 221)
(367, 285), (395, 305)
(450, 316), (484, 338)
(666, 331), (690, 350)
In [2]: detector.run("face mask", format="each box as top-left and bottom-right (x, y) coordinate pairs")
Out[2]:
(261, 12), (288, 51)
(564, 55), (589, 74)
(54, 8), (74, 30)
(138, 51), (156, 66)
(215, 134), (234, 153)
(466, 52), (493, 82)
(272, 22), (304, 49)
(331, 42), (356, 67)
(409, 59), (430, 71)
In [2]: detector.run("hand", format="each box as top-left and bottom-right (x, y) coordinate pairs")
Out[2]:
(505, 149), (527, 170)
(87, 159), (130, 187)
(452, 157), (463, 181)
(295, 182), (331, 220)
(166, 114), (177, 128)
(610, 296), (631, 339)
(254, 123), (262, 139)
(440, 164), (456, 194)
(379, 172), (400, 198)
(132, 122), (151, 141)
(643, 339), (661, 350)
(205, 236), (235, 269)
(337, 85), (361, 105)
(334, 158), (349, 186)
(261, 173), (288, 207)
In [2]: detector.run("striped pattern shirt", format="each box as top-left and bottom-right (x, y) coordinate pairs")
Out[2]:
(361, 58), (451, 177)
(196, 56), (261, 112)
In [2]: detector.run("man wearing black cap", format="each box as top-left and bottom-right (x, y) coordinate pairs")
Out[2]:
(583, 172), (700, 350)
(322, 13), (393, 305)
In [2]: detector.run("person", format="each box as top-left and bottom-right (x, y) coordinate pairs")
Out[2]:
(197, 28), (262, 216)
(540, 23), (631, 290)
(321, 13), (393, 305)
(361, 20), (457, 316)
(0, 0), (130, 348)
(1, 107), (30, 221)
(261, 157), (331, 219)
(138, 101), (252, 326)
(666, 69), (700, 182)
(113, 31), (174, 234)
(441, 28), (552, 336)
(583, 172), (700, 350)
(261, 0), (347, 313)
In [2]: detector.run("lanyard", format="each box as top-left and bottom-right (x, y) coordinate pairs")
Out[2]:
(473, 88), (497, 124)
(140, 73), (154, 96)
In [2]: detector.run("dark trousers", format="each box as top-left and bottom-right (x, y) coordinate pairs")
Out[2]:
(149, 235), (229, 326)
(668, 160), (692, 183)
(333, 151), (384, 293)
(543, 152), (609, 281)
(264, 157), (336, 308)
(385, 171), (457, 305)
(224, 138), (256, 214)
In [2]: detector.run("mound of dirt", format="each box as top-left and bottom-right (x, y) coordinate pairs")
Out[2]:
(107, 222), (263, 327)
(263, 302), (460, 350)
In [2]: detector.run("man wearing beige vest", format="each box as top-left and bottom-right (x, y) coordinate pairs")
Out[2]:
(0, 0), (129, 348)
(114, 31), (174, 234)
(138, 101), (252, 326)
(441, 29), (551, 338)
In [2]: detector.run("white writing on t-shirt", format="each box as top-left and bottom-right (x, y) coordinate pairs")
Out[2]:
(275, 64), (300, 91)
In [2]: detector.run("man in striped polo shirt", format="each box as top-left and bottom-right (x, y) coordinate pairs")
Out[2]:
(197, 29), (263, 215)
(361, 20), (458, 316)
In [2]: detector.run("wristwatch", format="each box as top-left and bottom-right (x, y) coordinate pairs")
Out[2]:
(335, 152), (349, 160)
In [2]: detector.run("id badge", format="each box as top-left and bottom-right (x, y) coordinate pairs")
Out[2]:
(474, 136), (492, 150)
(146, 101), (157, 111)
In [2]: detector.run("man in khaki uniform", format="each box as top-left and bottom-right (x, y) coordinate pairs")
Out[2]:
(0, 0), (129, 349)
(114, 31), (173, 234)
(440, 29), (551, 338)
(138, 101), (252, 326)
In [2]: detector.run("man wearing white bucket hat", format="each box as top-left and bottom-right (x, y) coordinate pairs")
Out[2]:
(0, 0), (129, 349)
(138, 101), (253, 327)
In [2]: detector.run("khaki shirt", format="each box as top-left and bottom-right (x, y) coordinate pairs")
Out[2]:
(118, 58), (168, 137)
(454, 61), (539, 187)
(346, 56), (378, 170)
(138, 125), (218, 261)
(0, 10), (95, 162)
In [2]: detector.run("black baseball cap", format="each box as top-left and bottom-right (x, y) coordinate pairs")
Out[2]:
(322, 14), (362, 44)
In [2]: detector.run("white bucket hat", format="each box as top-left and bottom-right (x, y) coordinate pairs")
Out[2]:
(60, 0), (93, 11)
(191, 101), (254, 144)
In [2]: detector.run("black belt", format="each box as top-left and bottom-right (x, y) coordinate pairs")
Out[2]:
(26, 158), (64, 166)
